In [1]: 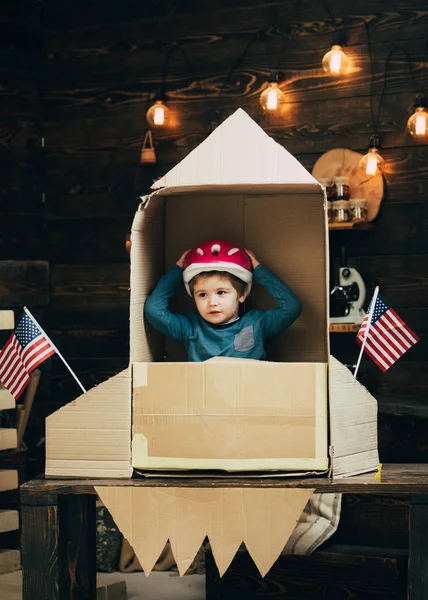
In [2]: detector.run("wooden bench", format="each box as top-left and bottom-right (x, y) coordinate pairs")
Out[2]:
(20, 464), (428, 600)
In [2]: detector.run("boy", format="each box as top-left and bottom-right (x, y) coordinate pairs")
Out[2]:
(144, 239), (301, 362)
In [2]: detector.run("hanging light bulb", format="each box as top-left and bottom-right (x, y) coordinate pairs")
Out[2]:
(359, 135), (384, 177)
(322, 32), (349, 76)
(407, 94), (428, 140)
(260, 72), (285, 112)
(146, 89), (170, 127)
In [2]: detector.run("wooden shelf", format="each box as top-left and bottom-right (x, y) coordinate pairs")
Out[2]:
(328, 222), (374, 231)
(329, 323), (360, 333)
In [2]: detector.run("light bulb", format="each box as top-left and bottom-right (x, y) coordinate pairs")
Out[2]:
(260, 81), (285, 112)
(407, 95), (428, 140)
(359, 147), (384, 177)
(146, 100), (170, 127)
(322, 45), (349, 76)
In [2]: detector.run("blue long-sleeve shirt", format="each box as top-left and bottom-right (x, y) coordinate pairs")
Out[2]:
(144, 264), (301, 362)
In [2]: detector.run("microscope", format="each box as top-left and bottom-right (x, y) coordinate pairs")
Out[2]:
(330, 248), (367, 325)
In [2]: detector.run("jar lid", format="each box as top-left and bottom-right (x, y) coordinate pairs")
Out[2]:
(333, 200), (349, 208)
(332, 176), (350, 184)
(350, 198), (368, 207)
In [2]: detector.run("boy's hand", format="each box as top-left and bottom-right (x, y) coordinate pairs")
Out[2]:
(246, 249), (260, 269)
(176, 249), (191, 269)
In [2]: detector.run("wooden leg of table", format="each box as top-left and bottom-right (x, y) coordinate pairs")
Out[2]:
(59, 495), (97, 600)
(21, 492), (60, 600)
(21, 493), (96, 600)
(408, 494), (428, 600)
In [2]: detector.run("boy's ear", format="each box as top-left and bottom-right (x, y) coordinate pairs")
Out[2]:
(238, 291), (248, 304)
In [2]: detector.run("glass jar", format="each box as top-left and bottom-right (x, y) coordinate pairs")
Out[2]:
(327, 200), (334, 223)
(318, 178), (333, 201)
(331, 176), (350, 200)
(333, 200), (350, 223)
(350, 198), (368, 223)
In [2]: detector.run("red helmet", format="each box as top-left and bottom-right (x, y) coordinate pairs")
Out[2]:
(183, 240), (253, 296)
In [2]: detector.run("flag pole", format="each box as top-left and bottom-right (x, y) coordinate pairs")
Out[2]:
(23, 307), (87, 394)
(353, 286), (379, 379)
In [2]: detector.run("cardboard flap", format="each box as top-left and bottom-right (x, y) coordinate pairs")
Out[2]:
(151, 108), (318, 189)
(96, 486), (314, 577)
(46, 369), (132, 478)
(329, 356), (379, 477)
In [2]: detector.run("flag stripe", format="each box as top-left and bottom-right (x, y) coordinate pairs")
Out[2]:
(372, 320), (408, 355)
(0, 339), (18, 379)
(27, 348), (55, 372)
(10, 372), (31, 399)
(1, 338), (24, 386)
(24, 339), (52, 368)
(370, 323), (410, 361)
(366, 335), (396, 366)
(363, 344), (389, 372)
(360, 324), (398, 363)
(387, 310), (420, 344)
(380, 313), (413, 349)
(370, 323), (403, 358)
(359, 335), (393, 369)
(21, 335), (47, 366)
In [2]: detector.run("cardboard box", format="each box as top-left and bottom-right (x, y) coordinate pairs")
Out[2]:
(45, 109), (379, 576)
(46, 108), (378, 479)
(132, 359), (328, 471)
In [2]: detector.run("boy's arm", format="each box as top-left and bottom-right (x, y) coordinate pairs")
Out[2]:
(144, 265), (193, 344)
(254, 264), (302, 340)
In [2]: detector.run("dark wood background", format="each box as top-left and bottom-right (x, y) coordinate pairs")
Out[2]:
(1, 0), (427, 462)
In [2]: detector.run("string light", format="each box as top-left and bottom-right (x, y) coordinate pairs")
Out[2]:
(146, 89), (170, 127)
(260, 72), (285, 112)
(406, 38), (428, 140)
(407, 94), (428, 139)
(358, 23), (387, 178)
(322, 32), (349, 76)
(359, 135), (384, 177)
(258, 1), (301, 115)
(318, 0), (349, 76)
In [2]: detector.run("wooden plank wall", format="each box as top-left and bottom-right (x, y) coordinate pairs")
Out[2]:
(1, 0), (427, 450)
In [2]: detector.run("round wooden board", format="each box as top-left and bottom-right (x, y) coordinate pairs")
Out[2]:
(312, 148), (384, 222)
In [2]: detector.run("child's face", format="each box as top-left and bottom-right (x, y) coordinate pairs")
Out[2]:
(193, 274), (246, 325)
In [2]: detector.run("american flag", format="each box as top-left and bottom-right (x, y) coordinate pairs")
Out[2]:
(357, 293), (419, 372)
(0, 311), (56, 400)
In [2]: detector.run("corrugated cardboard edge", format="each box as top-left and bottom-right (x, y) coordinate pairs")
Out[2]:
(329, 355), (379, 478)
(96, 486), (314, 577)
(45, 369), (132, 478)
(130, 196), (165, 364)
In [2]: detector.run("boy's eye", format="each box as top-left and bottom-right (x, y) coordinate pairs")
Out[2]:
(218, 290), (226, 295)
(198, 292), (206, 298)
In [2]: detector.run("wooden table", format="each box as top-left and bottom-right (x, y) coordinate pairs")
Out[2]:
(20, 464), (428, 600)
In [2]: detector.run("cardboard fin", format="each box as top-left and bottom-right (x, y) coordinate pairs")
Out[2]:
(95, 486), (314, 578)
(242, 488), (314, 576)
(168, 489), (215, 576)
(329, 355), (379, 477)
(46, 369), (132, 478)
(151, 108), (317, 189)
(209, 535), (244, 578)
(96, 487), (170, 576)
